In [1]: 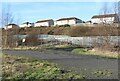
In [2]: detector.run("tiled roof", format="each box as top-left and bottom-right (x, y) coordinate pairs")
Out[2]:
(56, 17), (80, 21)
(36, 19), (53, 23)
(92, 14), (118, 19)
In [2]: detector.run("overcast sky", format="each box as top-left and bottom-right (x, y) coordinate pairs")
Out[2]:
(1, 2), (116, 25)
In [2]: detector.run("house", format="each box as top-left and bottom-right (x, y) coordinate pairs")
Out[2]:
(85, 20), (92, 24)
(35, 19), (54, 27)
(5, 24), (19, 29)
(54, 17), (83, 26)
(91, 14), (119, 24)
(19, 22), (34, 28)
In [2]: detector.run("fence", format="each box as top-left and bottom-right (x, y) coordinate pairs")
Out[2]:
(2, 35), (120, 47)
(38, 35), (120, 47)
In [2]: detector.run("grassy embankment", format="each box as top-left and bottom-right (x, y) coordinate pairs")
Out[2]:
(1, 54), (86, 80)
(2, 26), (120, 36)
(72, 48), (119, 59)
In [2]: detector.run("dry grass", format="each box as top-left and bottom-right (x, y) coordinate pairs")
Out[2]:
(72, 47), (119, 59)
(89, 48), (119, 59)
(2, 25), (120, 36)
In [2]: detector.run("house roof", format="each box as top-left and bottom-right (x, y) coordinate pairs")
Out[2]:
(6, 24), (18, 26)
(92, 14), (118, 19)
(36, 19), (53, 23)
(56, 17), (80, 21)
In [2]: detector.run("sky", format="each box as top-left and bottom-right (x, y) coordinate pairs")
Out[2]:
(1, 2), (117, 25)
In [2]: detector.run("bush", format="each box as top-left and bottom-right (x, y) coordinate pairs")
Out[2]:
(72, 48), (87, 54)
(47, 30), (54, 35)
(59, 24), (70, 27)
(25, 35), (39, 46)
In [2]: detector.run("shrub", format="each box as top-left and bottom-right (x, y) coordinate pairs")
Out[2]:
(47, 30), (54, 35)
(59, 24), (70, 27)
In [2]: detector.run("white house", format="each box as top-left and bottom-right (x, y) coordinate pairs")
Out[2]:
(6, 24), (19, 29)
(35, 19), (54, 27)
(54, 17), (83, 26)
(19, 22), (34, 28)
(91, 14), (119, 24)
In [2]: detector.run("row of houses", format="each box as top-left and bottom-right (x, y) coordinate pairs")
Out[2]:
(6, 13), (119, 29)
(19, 17), (83, 28)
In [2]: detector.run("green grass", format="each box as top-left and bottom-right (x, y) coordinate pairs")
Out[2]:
(2, 54), (86, 80)
(3, 44), (78, 51)
(72, 48), (88, 54)
(72, 48), (119, 59)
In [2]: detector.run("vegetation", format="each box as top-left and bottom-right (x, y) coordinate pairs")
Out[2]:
(2, 26), (120, 36)
(91, 69), (112, 78)
(47, 30), (54, 35)
(72, 48), (119, 59)
(2, 54), (86, 80)
(3, 44), (78, 51)
(58, 24), (70, 27)
(2, 25), (119, 48)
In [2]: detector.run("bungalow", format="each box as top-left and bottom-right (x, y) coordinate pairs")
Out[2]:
(35, 19), (54, 27)
(91, 14), (119, 24)
(6, 24), (19, 29)
(54, 17), (83, 26)
(19, 22), (34, 28)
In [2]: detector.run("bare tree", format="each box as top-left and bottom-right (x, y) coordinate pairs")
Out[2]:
(2, 4), (14, 47)
(99, 2), (109, 15)
(95, 2), (118, 50)
(112, 2), (118, 14)
(2, 4), (14, 28)
(118, 1), (120, 23)
(99, 2), (111, 24)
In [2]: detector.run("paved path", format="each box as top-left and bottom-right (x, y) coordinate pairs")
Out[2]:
(2, 50), (118, 79)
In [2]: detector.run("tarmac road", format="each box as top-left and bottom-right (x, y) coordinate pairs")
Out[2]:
(2, 49), (118, 79)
